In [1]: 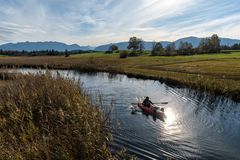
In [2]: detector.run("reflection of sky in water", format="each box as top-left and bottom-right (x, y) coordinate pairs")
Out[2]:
(12, 69), (240, 160)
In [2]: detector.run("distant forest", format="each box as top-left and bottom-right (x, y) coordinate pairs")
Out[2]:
(0, 49), (97, 57)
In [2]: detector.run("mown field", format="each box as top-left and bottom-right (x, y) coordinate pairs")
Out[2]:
(0, 51), (240, 101)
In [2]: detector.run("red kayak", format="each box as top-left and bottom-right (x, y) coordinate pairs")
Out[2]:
(137, 103), (157, 114)
(137, 103), (166, 120)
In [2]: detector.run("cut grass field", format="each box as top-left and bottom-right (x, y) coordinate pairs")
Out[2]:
(0, 51), (239, 101)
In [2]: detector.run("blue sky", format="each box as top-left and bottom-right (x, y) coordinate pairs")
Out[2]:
(0, 0), (240, 45)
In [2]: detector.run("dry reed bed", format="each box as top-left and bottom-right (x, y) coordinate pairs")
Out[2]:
(0, 72), (118, 159)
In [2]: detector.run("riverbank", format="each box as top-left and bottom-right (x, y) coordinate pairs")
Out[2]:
(0, 51), (239, 101)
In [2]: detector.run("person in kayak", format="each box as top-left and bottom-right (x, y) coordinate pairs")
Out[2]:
(142, 97), (153, 107)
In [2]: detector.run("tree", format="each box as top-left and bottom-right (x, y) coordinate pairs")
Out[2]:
(127, 37), (142, 51)
(151, 42), (165, 56)
(139, 41), (145, 54)
(221, 45), (231, 50)
(65, 49), (70, 57)
(108, 44), (119, 53)
(210, 34), (221, 53)
(231, 43), (240, 50)
(198, 38), (211, 53)
(178, 42), (193, 55)
(166, 43), (176, 55)
(198, 34), (221, 53)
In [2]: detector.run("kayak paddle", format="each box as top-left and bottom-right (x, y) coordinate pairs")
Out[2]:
(131, 102), (168, 105)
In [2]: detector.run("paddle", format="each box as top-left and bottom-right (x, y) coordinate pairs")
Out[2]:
(153, 102), (168, 105)
(131, 102), (168, 105)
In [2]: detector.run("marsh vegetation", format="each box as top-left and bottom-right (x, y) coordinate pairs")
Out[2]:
(0, 72), (124, 159)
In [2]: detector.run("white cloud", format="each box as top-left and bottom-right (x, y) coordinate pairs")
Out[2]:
(0, 0), (240, 45)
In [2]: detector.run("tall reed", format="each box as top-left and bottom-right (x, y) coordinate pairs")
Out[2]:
(0, 72), (113, 159)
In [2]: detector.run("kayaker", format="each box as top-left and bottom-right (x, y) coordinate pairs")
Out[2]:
(142, 97), (153, 107)
(160, 108), (167, 118)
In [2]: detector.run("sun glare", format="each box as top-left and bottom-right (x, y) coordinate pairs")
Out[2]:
(164, 107), (176, 125)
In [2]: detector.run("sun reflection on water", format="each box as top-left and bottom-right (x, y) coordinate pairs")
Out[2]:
(162, 107), (183, 137)
(164, 107), (176, 125)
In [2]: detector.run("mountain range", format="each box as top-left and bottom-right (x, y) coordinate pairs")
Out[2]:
(0, 41), (94, 52)
(0, 37), (240, 52)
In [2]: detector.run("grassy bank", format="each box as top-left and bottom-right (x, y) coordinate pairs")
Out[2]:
(0, 51), (239, 101)
(0, 73), (118, 159)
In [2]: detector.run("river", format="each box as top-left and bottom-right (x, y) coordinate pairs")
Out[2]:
(15, 69), (240, 160)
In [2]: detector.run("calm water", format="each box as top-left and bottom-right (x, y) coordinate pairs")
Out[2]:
(15, 69), (240, 160)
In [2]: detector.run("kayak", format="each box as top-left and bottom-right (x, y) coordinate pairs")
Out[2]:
(137, 103), (157, 114)
(137, 103), (166, 120)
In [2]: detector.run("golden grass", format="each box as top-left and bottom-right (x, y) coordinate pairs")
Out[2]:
(0, 73), (115, 159)
(0, 80), (8, 88)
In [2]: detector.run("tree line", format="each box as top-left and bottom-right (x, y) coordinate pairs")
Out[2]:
(0, 49), (96, 56)
(149, 34), (222, 56)
(221, 43), (240, 50)
(116, 34), (240, 58)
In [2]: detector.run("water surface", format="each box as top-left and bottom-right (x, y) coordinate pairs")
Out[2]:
(16, 69), (240, 160)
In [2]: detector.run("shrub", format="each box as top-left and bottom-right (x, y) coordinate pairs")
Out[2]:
(119, 51), (128, 58)
(105, 50), (113, 54)
(0, 72), (113, 159)
(128, 51), (140, 57)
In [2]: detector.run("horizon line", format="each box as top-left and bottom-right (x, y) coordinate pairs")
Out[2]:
(1, 35), (240, 46)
